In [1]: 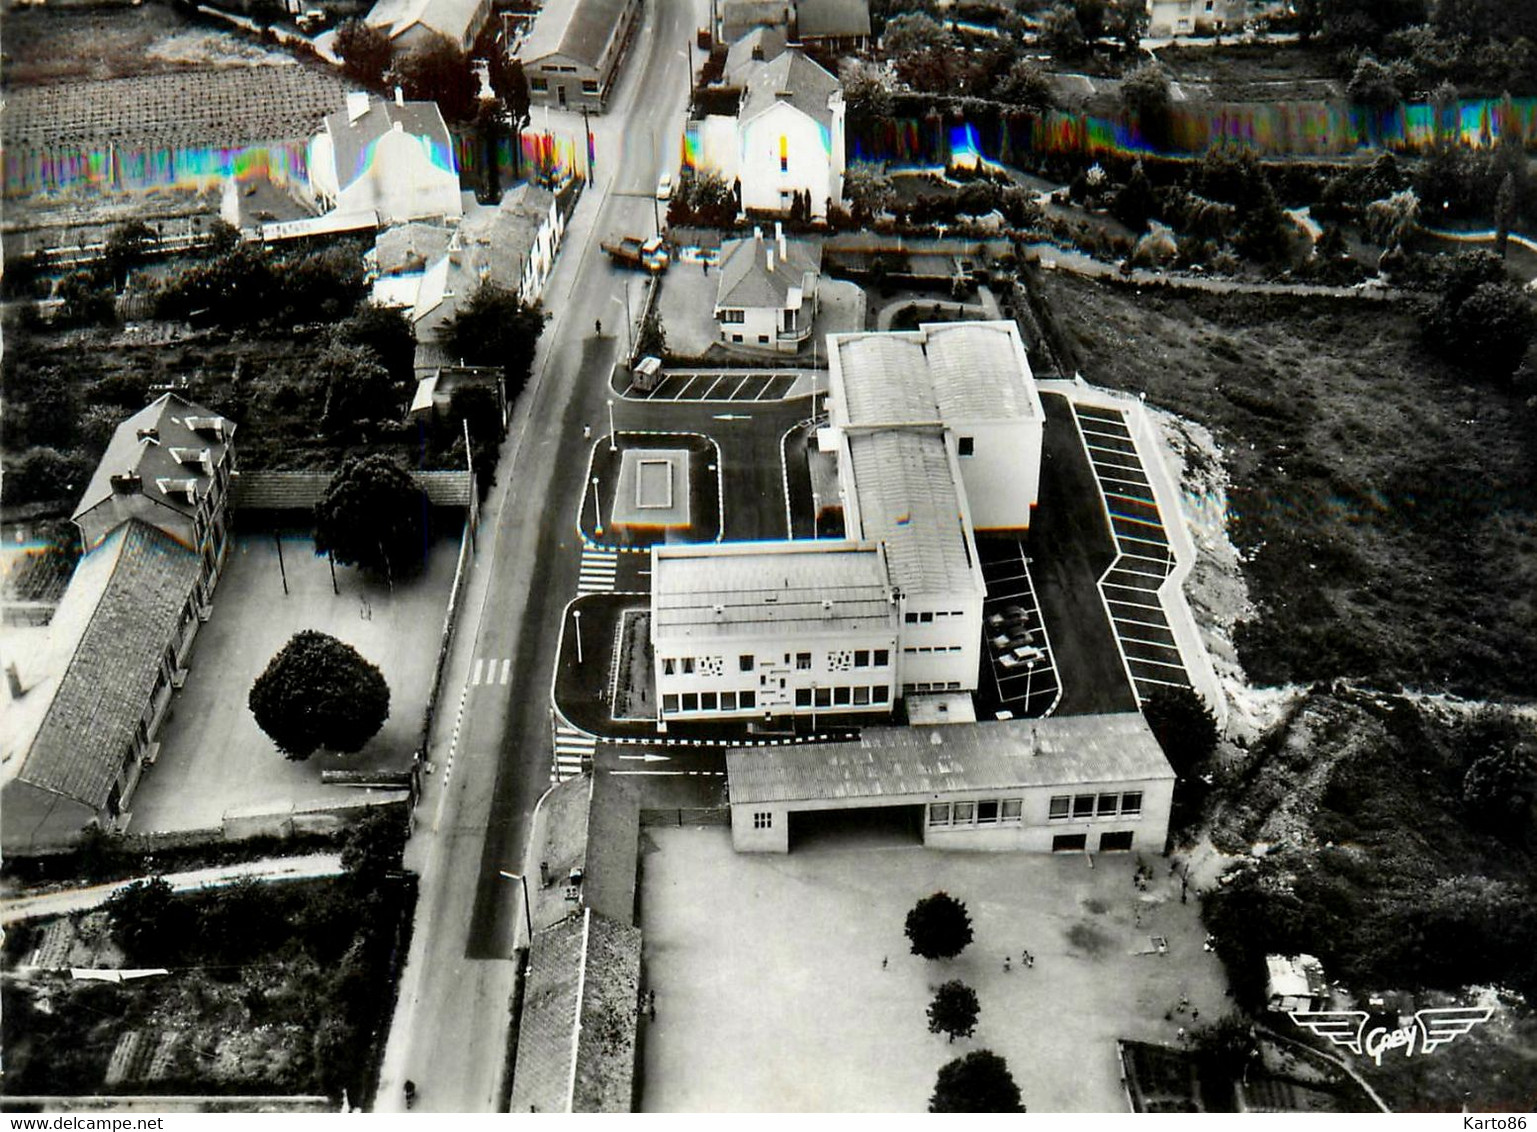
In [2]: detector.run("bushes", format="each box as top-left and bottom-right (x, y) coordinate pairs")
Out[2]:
(156, 240), (368, 328)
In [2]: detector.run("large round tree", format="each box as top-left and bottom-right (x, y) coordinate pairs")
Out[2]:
(929, 1049), (1025, 1112)
(927, 980), (980, 1043)
(313, 453), (428, 579)
(249, 630), (390, 760)
(904, 891), (974, 960)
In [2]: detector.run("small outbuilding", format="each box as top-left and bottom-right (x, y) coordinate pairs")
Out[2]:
(1265, 954), (1330, 1013)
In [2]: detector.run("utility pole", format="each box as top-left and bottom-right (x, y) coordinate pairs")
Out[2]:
(581, 104), (593, 180)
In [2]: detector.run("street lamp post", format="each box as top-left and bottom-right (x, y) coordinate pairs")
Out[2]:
(573, 609), (584, 665)
(810, 681), (817, 734)
(1025, 659), (1036, 716)
(497, 870), (535, 947)
(608, 397), (617, 454)
(810, 489), (819, 540)
(591, 476), (603, 537)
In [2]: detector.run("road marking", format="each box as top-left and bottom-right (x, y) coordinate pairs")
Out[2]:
(471, 658), (484, 685)
(552, 726), (596, 782)
(500, 659), (511, 685)
(578, 547), (619, 594)
(618, 752), (670, 762)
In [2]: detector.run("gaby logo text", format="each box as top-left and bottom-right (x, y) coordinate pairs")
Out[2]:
(1289, 1007), (1494, 1066)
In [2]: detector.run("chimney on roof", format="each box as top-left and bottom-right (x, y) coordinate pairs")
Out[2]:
(751, 39), (764, 60)
(766, 243), (775, 273)
(346, 91), (370, 124)
(776, 220), (786, 261)
(110, 470), (142, 494)
(137, 427), (159, 443)
(6, 662), (24, 700)
(395, 85), (405, 107)
(753, 226), (762, 243)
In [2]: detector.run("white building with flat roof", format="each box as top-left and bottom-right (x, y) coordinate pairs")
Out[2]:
(647, 320), (1042, 722)
(651, 541), (898, 725)
(727, 712), (1175, 853)
(827, 320), (1044, 532)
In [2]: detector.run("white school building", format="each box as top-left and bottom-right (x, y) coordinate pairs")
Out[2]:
(650, 320), (1043, 726)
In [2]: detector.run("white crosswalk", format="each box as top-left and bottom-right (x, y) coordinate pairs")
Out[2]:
(552, 725), (595, 782)
(578, 548), (618, 594)
(469, 657), (512, 686)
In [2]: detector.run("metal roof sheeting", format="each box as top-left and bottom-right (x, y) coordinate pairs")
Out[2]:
(727, 712), (1174, 806)
(847, 432), (978, 597)
(653, 543), (893, 641)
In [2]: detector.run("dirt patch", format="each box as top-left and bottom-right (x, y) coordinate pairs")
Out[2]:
(614, 610), (655, 720)
(1063, 920), (1114, 959)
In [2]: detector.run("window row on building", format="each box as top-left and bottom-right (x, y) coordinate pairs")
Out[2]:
(904, 680), (963, 694)
(1048, 791), (1143, 821)
(793, 684), (889, 708)
(663, 689), (759, 714)
(903, 610), (966, 624)
(927, 798), (1025, 828)
(662, 649), (890, 676)
(902, 645), (963, 654)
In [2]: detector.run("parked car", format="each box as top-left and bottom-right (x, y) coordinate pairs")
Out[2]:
(656, 171), (673, 200)
(999, 654), (1024, 669)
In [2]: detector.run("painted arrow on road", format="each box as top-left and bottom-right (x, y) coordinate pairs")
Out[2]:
(618, 752), (671, 762)
(712, 413), (752, 420)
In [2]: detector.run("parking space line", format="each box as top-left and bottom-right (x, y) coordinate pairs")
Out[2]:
(1127, 655), (1189, 672)
(1131, 675), (1191, 690)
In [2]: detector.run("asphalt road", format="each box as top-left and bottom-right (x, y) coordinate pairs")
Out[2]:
(373, 0), (706, 1112)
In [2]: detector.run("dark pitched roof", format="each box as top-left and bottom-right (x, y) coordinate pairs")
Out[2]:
(509, 908), (643, 1113)
(230, 469), (473, 510)
(18, 522), (202, 809)
(73, 394), (233, 529)
(721, 0), (789, 43)
(795, 0), (870, 38)
(322, 99), (454, 193)
(716, 232), (821, 310)
(732, 49), (841, 129)
(520, 0), (634, 69)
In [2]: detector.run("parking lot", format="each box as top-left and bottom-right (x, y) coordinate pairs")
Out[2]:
(978, 539), (1061, 717)
(1069, 403), (1192, 703)
(620, 369), (800, 401)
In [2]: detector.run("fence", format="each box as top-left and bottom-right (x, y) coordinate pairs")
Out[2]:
(638, 808), (730, 828)
(848, 94), (1537, 168)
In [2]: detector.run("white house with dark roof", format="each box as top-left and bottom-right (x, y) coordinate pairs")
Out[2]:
(688, 47), (845, 219)
(308, 92), (461, 225)
(651, 541), (897, 726)
(365, 0), (491, 52)
(518, 0), (642, 112)
(726, 712), (1175, 853)
(2, 395), (236, 852)
(714, 225), (821, 352)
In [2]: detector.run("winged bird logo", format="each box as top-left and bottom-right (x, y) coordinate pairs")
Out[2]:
(1290, 1008), (1494, 1065)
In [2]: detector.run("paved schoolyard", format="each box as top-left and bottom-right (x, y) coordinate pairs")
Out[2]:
(127, 531), (459, 834)
(638, 827), (1227, 1113)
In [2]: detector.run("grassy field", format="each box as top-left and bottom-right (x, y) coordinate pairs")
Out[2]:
(1035, 271), (1537, 699)
(1153, 42), (1343, 103)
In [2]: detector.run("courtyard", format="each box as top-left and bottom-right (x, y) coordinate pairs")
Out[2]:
(637, 825), (1227, 1113)
(126, 529), (460, 834)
